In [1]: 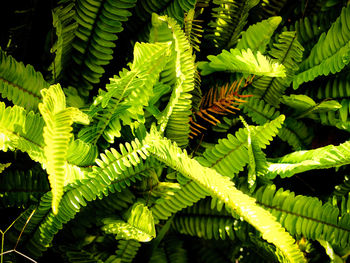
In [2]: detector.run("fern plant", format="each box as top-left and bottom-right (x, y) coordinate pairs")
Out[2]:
(0, 1), (350, 263)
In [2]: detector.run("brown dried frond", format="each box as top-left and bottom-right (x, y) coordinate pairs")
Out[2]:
(189, 75), (254, 139)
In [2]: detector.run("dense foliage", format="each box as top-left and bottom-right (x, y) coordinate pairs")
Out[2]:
(0, 0), (349, 262)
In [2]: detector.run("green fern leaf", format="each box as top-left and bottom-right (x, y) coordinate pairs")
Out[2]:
(256, 184), (350, 248)
(39, 84), (89, 214)
(78, 41), (171, 144)
(251, 31), (304, 107)
(207, 0), (259, 50)
(49, 1), (78, 82)
(68, 0), (137, 94)
(146, 128), (306, 263)
(198, 48), (286, 77)
(236, 16), (282, 53)
(293, 5), (350, 89)
(197, 115), (284, 179)
(242, 96), (313, 150)
(102, 203), (156, 242)
(0, 49), (49, 111)
(266, 140), (350, 179)
(0, 102), (45, 162)
(150, 14), (196, 147)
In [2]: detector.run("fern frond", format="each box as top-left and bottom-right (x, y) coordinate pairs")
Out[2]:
(49, 1), (78, 82)
(281, 94), (342, 121)
(199, 48), (286, 77)
(15, 139), (155, 257)
(207, 0), (259, 50)
(102, 203), (156, 242)
(67, 0), (137, 94)
(173, 214), (239, 240)
(242, 116), (268, 191)
(242, 96), (313, 150)
(293, 5), (350, 89)
(78, 41), (171, 144)
(196, 115), (284, 179)
(256, 184), (350, 248)
(184, 9), (204, 53)
(0, 49), (49, 111)
(266, 140), (350, 179)
(0, 166), (49, 208)
(112, 240), (141, 263)
(306, 73), (350, 100)
(0, 102), (45, 162)
(146, 128), (306, 263)
(66, 139), (98, 167)
(38, 84), (89, 214)
(252, 31), (304, 107)
(128, 0), (197, 38)
(236, 16), (282, 54)
(150, 179), (208, 222)
(189, 76), (253, 139)
(151, 14), (196, 147)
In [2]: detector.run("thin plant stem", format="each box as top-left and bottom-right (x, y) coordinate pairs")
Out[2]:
(0, 208), (36, 263)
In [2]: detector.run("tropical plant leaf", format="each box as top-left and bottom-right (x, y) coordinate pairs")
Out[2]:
(198, 48), (286, 77)
(38, 84), (89, 214)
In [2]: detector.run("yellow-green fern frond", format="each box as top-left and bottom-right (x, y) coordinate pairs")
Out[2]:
(39, 84), (89, 214)
(145, 128), (306, 263)
(199, 48), (286, 77)
(102, 203), (156, 242)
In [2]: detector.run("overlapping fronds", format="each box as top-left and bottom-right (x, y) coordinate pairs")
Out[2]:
(292, 14), (333, 56)
(252, 31), (304, 107)
(304, 73), (350, 130)
(242, 96), (313, 150)
(14, 138), (156, 257)
(196, 115), (284, 179)
(67, 0), (137, 94)
(255, 184), (350, 248)
(127, 0), (196, 37)
(199, 48), (286, 77)
(0, 166), (49, 208)
(66, 139), (98, 167)
(207, 0), (259, 50)
(281, 94), (342, 121)
(49, 0), (77, 82)
(294, 5), (350, 89)
(0, 49), (49, 111)
(236, 16), (282, 53)
(78, 42), (171, 144)
(102, 203), (156, 242)
(0, 102), (45, 162)
(190, 76), (253, 139)
(39, 84), (89, 214)
(145, 128), (306, 263)
(150, 14), (196, 147)
(150, 179), (208, 222)
(266, 140), (350, 178)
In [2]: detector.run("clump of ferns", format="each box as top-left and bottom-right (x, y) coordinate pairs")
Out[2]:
(190, 75), (254, 140)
